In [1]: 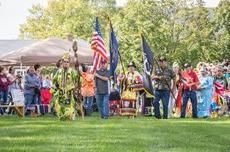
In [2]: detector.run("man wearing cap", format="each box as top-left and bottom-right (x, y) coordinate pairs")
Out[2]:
(152, 57), (175, 119)
(94, 60), (110, 119)
(180, 63), (199, 118)
(52, 53), (77, 120)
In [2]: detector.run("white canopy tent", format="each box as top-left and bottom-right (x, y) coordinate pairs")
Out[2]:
(0, 38), (93, 66)
(0, 59), (18, 66)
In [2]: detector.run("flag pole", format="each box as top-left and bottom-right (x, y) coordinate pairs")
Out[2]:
(107, 17), (126, 75)
(107, 17), (126, 93)
(72, 40), (84, 119)
(118, 50), (126, 75)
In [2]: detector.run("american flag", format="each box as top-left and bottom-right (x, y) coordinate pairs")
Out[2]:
(91, 17), (108, 72)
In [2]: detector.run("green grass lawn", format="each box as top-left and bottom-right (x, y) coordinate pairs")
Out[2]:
(0, 114), (229, 152)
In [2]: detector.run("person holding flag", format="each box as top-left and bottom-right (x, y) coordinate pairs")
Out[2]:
(91, 17), (110, 119)
(152, 56), (176, 119)
(94, 60), (110, 119)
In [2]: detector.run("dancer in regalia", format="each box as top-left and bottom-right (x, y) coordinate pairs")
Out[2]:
(122, 61), (142, 99)
(52, 53), (77, 120)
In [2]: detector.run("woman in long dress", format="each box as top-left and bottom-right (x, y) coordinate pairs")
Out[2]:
(168, 62), (180, 118)
(197, 67), (213, 118)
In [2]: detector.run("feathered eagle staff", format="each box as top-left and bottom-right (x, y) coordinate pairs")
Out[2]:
(72, 40), (84, 119)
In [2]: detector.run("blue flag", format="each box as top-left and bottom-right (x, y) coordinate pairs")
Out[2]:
(141, 34), (154, 95)
(109, 22), (119, 81)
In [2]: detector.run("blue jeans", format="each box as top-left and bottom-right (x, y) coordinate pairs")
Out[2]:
(153, 90), (170, 119)
(181, 90), (198, 118)
(33, 93), (41, 105)
(0, 90), (8, 104)
(83, 96), (94, 116)
(24, 94), (34, 115)
(0, 90), (8, 114)
(96, 94), (109, 119)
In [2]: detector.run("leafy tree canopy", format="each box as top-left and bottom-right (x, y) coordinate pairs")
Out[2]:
(20, 0), (230, 67)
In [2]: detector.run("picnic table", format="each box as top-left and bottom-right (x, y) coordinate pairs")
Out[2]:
(0, 105), (24, 118)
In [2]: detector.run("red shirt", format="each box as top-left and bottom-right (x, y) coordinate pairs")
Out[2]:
(181, 70), (199, 91)
(0, 74), (11, 91)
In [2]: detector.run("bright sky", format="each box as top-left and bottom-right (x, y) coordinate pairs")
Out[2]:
(0, 0), (220, 40)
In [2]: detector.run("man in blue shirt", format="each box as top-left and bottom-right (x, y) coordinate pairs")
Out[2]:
(24, 66), (40, 115)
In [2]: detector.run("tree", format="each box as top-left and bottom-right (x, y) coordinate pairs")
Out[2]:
(210, 0), (230, 61)
(114, 0), (213, 66)
(20, 0), (228, 66)
(113, 0), (164, 68)
(19, 0), (117, 41)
